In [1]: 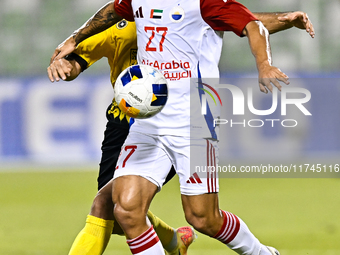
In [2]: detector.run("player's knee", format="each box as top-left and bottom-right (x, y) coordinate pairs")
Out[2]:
(113, 199), (146, 229)
(113, 203), (131, 225)
(93, 191), (112, 208)
(184, 212), (207, 233)
(91, 191), (114, 218)
(184, 210), (219, 236)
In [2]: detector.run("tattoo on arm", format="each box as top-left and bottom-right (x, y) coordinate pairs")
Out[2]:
(72, 1), (122, 45)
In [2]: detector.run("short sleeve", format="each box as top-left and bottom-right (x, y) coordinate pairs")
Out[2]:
(114, 0), (134, 21)
(200, 0), (257, 36)
(73, 27), (114, 69)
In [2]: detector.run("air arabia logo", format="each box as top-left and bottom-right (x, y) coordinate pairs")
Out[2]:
(198, 82), (222, 115)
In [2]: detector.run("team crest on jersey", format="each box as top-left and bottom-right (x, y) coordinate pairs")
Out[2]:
(170, 5), (185, 23)
(116, 20), (128, 29)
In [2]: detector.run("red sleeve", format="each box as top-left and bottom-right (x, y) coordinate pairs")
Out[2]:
(114, 0), (134, 21)
(200, 0), (257, 36)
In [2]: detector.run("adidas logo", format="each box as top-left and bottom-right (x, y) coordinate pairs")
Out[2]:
(186, 173), (202, 184)
(135, 6), (144, 18)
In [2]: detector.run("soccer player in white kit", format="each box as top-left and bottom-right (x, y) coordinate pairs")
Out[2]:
(109, 1), (284, 254)
(50, 1), (315, 254)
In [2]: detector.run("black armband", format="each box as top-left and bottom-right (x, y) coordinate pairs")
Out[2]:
(64, 53), (88, 72)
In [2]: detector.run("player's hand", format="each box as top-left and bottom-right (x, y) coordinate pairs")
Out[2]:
(278, 11), (315, 38)
(47, 58), (73, 82)
(258, 63), (289, 93)
(50, 36), (77, 64)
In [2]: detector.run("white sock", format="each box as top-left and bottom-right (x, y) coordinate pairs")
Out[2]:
(214, 210), (271, 255)
(127, 226), (165, 255)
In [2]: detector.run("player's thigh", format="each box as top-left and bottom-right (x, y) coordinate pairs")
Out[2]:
(114, 131), (172, 189)
(92, 180), (115, 214)
(175, 138), (219, 195)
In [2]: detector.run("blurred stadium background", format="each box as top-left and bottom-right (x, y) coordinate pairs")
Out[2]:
(0, 0), (339, 254)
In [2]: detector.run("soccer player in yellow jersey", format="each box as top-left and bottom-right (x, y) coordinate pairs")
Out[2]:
(48, 20), (195, 255)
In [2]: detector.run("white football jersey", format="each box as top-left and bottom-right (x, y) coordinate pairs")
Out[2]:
(114, 0), (257, 138)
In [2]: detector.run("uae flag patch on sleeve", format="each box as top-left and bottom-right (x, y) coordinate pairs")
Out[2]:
(150, 9), (163, 19)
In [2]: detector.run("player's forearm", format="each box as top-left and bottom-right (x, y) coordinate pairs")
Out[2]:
(72, 1), (122, 45)
(253, 12), (293, 34)
(245, 21), (272, 71)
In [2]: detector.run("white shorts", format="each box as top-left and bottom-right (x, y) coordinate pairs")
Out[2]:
(113, 131), (219, 196)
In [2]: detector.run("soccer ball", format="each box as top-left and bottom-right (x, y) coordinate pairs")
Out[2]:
(114, 64), (168, 119)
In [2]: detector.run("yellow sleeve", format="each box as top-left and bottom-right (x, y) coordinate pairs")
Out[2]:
(107, 21), (138, 85)
(72, 20), (137, 87)
(73, 26), (115, 68)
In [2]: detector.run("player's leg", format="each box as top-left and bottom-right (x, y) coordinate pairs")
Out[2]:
(67, 104), (124, 254)
(110, 174), (195, 255)
(112, 175), (158, 238)
(182, 193), (276, 255)
(178, 138), (277, 255)
(147, 210), (196, 255)
(181, 193), (222, 235)
(68, 177), (184, 255)
(90, 180), (195, 254)
(112, 132), (174, 254)
(112, 175), (165, 254)
(68, 103), (187, 254)
(68, 180), (115, 255)
(69, 164), (190, 254)
(149, 166), (191, 254)
(96, 107), (190, 250)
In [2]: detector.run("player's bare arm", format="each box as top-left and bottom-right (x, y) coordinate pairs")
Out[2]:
(47, 58), (82, 82)
(50, 1), (121, 63)
(253, 11), (315, 38)
(244, 21), (289, 94)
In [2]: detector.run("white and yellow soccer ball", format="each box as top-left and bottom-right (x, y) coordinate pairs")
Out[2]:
(114, 64), (168, 119)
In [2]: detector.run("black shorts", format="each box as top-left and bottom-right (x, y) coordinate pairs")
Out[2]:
(97, 103), (176, 190)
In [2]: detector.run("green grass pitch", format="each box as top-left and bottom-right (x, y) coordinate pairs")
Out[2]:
(0, 169), (339, 254)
